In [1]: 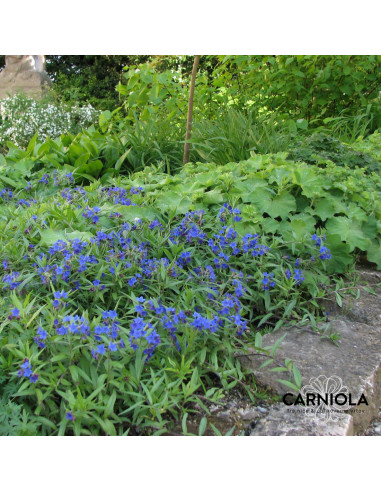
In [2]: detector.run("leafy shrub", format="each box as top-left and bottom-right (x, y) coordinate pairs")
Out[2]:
(190, 110), (302, 165)
(103, 114), (185, 174)
(211, 56), (381, 129)
(0, 94), (99, 152)
(0, 126), (133, 185)
(45, 55), (151, 111)
(349, 131), (381, 163)
(287, 132), (381, 173)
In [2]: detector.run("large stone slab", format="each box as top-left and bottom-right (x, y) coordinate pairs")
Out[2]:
(250, 405), (353, 436)
(322, 286), (381, 329)
(240, 319), (381, 434)
(356, 267), (381, 286)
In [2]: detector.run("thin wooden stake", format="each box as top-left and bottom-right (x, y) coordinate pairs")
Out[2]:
(183, 55), (201, 165)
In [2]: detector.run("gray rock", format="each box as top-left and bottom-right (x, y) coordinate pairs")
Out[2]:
(240, 318), (381, 435)
(257, 406), (268, 414)
(250, 405), (353, 436)
(236, 408), (262, 420)
(322, 285), (381, 329)
(373, 425), (381, 435)
(357, 268), (381, 286)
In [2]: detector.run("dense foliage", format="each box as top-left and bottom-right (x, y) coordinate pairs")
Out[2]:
(287, 132), (381, 173)
(0, 54), (380, 436)
(2, 153), (373, 434)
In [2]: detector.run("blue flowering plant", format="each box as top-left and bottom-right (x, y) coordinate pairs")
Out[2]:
(0, 167), (360, 436)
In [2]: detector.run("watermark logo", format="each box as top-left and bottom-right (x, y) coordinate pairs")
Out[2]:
(282, 375), (368, 421)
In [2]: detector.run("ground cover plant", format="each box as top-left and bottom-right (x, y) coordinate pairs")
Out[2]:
(124, 155), (381, 272)
(0, 55), (380, 436)
(1, 156), (370, 435)
(286, 132), (380, 173)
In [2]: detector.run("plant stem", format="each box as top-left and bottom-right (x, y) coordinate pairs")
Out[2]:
(183, 55), (201, 165)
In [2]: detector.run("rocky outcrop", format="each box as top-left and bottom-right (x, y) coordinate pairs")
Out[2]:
(241, 269), (381, 436)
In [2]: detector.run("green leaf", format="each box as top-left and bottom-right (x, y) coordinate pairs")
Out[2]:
(255, 332), (263, 347)
(292, 365), (302, 388)
(277, 379), (300, 391)
(198, 417), (207, 436)
(325, 217), (370, 252)
(242, 188), (273, 210)
(39, 229), (93, 246)
(69, 366), (79, 383)
(182, 412), (189, 435)
(202, 189), (224, 205)
(335, 292), (343, 307)
(76, 159), (103, 179)
(155, 192), (192, 215)
(104, 391), (117, 418)
(74, 152), (90, 167)
(114, 149), (131, 171)
(270, 332), (287, 357)
(284, 299), (297, 318)
(26, 133), (38, 154)
(266, 191), (296, 219)
(39, 229), (67, 246)
(292, 168), (324, 198)
(118, 206), (157, 222)
(312, 197), (337, 221)
(324, 234), (353, 274)
(0, 175), (22, 188)
(367, 240), (381, 269)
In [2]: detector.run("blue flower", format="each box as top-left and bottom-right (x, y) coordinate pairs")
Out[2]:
(262, 272), (275, 290)
(319, 245), (332, 260)
(108, 342), (118, 352)
(18, 359), (36, 380)
(96, 344), (106, 355)
(293, 269), (305, 285)
(102, 310), (118, 320)
(10, 307), (20, 319)
(37, 327), (48, 340)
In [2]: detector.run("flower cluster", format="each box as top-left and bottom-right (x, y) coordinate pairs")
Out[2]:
(34, 327), (48, 349)
(311, 234), (332, 260)
(217, 203), (242, 223)
(17, 359), (38, 383)
(53, 290), (69, 309)
(0, 94), (99, 149)
(0, 188), (13, 202)
(129, 316), (161, 360)
(1, 166), (337, 392)
(82, 206), (101, 224)
(262, 272), (275, 290)
(3, 272), (21, 290)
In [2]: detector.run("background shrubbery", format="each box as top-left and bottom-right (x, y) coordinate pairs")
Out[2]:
(0, 94), (99, 152)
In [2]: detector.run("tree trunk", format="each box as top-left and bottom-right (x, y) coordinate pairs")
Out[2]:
(183, 55), (201, 165)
